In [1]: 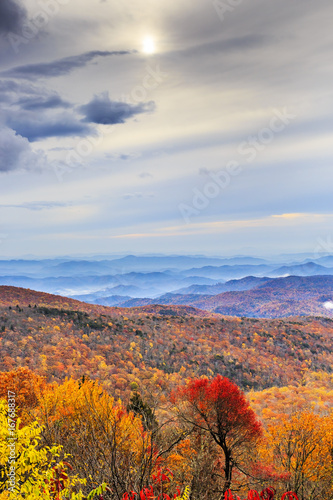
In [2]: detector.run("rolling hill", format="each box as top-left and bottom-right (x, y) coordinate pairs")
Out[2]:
(0, 286), (332, 397)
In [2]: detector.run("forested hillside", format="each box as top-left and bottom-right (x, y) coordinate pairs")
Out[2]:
(0, 286), (332, 395)
(1, 286), (333, 500)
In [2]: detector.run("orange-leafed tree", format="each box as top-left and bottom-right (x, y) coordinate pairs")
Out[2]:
(259, 410), (333, 500)
(0, 367), (46, 421)
(171, 375), (263, 494)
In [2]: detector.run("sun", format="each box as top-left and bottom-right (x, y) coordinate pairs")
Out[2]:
(142, 36), (155, 54)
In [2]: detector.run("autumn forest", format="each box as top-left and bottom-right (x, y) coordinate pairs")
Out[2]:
(0, 285), (332, 500)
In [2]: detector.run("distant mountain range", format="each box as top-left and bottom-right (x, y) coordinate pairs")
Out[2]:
(0, 255), (270, 277)
(174, 276), (272, 295)
(0, 255), (332, 318)
(98, 275), (332, 318)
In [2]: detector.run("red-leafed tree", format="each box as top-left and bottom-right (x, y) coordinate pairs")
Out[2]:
(171, 375), (263, 494)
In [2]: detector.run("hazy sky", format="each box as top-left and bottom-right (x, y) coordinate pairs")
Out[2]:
(0, 0), (332, 257)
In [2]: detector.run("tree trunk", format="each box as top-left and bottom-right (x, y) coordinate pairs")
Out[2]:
(222, 448), (233, 494)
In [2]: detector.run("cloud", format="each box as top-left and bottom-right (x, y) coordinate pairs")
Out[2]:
(0, 201), (72, 210)
(122, 192), (155, 200)
(183, 34), (272, 58)
(0, 0), (27, 35)
(0, 79), (44, 101)
(105, 152), (141, 161)
(0, 77), (152, 143)
(6, 111), (92, 141)
(139, 172), (153, 179)
(0, 79), (43, 93)
(17, 94), (70, 110)
(0, 126), (46, 172)
(323, 301), (333, 310)
(0, 80), (85, 141)
(79, 92), (155, 125)
(1, 50), (136, 79)
(0, 79), (70, 109)
(272, 213), (305, 219)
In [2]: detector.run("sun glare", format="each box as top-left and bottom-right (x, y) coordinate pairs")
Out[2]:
(142, 36), (155, 54)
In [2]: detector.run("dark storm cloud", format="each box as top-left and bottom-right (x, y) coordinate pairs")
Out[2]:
(1, 50), (136, 79)
(0, 0), (27, 35)
(79, 92), (155, 125)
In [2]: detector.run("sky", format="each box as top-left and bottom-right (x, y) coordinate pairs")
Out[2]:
(0, 0), (333, 258)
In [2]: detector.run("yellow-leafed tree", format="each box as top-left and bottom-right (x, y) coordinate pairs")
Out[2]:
(0, 399), (106, 499)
